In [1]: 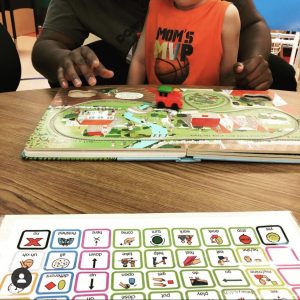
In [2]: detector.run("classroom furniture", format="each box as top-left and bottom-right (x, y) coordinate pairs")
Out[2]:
(296, 54), (300, 87)
(0, 0), (7, 28)
(0, 88), (299, 222)
(35, 0), (50, 27)
(0, 0), (38, 40)
(271, 32), (300, 66)
(271, 32), (300, 89)
(0, 22), (21, 92)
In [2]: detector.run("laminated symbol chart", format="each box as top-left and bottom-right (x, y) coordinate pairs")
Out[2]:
(0, 212), (300, 300)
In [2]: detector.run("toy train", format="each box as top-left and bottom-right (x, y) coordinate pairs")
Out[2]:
(155, 85), (183, 110)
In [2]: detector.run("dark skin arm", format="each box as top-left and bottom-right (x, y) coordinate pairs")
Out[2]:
(33, 0), (272, 90)
(32, 30), (114, 88)
(229, 0), (273, 90)
(231, 0), (271, 60)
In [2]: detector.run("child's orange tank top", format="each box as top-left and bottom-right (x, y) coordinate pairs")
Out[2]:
(145, 0), (230, 85)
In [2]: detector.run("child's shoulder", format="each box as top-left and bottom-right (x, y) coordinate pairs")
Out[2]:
(206, 0), (232, 11)
(218, 0), (232, 8)
(216, 0), (239, 16)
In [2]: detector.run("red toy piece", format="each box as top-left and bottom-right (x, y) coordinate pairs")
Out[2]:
(155, 85), (183, 110)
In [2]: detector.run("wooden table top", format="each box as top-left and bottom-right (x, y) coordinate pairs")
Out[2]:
(0, 87), (300, 223)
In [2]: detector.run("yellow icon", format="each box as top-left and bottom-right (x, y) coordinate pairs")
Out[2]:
(266, 232), (280, 243)
(216, 236), (223, 245)
(58, 280), (66, 290)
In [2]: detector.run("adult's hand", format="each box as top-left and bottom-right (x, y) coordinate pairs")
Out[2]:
(233, 55), (273, 90)
(57, 46), (114, 88)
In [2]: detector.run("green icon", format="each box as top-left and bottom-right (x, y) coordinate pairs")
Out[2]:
(151, 235), (164, 245)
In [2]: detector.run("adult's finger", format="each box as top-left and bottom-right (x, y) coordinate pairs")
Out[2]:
(235, 77), (249, 89)
(245, 59), (269, 82)
(81, 46), (114, 79)
(62, 58), (82, 87)
(249, 72), (273, 90)
(235, 55), (273, 90)
(233, 62), (244, 74)
(94, 61), (115, 79)
(243, 58), (272, 89)
(70, 49), (97, 86)
(254, 80), (273, 90)
(235, 56), (265, 80)
(234, 63), (249, 88)
(247, 64), (272, 89)
(80, 46), (99, 68)
(234, 63), (250, 83)
(57, 67), (68, 88)
(245, 63), (268, 88)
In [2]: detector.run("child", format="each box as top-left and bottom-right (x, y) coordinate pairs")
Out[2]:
(127, 0), (240, 86)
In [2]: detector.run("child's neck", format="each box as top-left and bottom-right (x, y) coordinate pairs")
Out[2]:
(174, 0), (207, 11)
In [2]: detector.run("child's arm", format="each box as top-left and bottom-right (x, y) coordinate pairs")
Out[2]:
(127, 26), (146, 84)
(220, 4), (241, 86)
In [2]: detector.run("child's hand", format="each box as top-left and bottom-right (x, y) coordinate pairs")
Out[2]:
(233, 55), (273, 90)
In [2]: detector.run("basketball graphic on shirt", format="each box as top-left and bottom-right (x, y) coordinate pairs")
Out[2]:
(155, 56), (189, 84)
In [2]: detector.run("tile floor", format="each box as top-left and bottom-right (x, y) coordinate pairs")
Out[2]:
(16, 35), (50, 91)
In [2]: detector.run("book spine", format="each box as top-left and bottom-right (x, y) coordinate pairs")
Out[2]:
(21, 152), (118, 161)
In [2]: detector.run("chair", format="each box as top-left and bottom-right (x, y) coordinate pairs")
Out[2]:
(0, 0), (7, 28)
(0, 22), (21, 92)
(271, 31), (300, 90)
(295, 49), (300, 90)
(1, 0), (38, 40)
(271, 31), (300, 67)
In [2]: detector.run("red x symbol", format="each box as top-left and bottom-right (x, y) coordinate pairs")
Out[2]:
(25, 238), (43, 246)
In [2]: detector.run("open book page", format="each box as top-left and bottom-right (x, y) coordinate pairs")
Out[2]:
(23, 86), (300, 162)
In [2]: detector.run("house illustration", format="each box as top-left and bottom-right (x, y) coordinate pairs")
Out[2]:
(77, 110), (115, 126)
(183, 113), (267, 134)
(86, 125), (112, 136)
(183, 113), (221, 129)
(77, 110), (116, 136)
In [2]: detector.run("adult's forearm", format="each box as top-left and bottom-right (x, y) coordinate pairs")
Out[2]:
(32, 40), (71, 83)
(238, 20), (271, 61)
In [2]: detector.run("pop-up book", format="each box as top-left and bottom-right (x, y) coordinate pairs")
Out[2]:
(22, 86), (300, 162)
